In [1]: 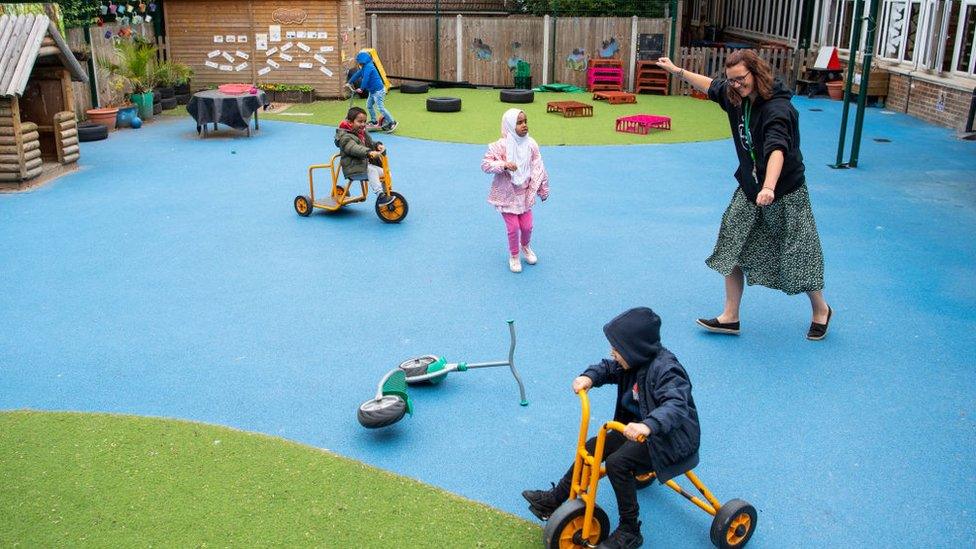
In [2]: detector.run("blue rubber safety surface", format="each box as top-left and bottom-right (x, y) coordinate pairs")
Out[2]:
(1, 97), (974, 548)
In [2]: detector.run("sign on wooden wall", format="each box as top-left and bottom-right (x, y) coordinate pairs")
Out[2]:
(165, 1), (357, 96)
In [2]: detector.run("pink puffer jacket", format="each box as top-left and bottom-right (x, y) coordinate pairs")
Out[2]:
(481, 137), (550, 214)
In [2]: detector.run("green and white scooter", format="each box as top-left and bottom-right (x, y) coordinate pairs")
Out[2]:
(358, 320), (528, 429)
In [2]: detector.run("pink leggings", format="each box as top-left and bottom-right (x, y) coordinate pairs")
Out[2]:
(501, 210), (533, 256)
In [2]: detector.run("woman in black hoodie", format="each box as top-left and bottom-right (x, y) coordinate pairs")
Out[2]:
(656, 50), (833, 340)
(522, 307), (699, 549)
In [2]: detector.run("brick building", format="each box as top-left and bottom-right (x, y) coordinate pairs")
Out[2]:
(691, 0), (976, 132)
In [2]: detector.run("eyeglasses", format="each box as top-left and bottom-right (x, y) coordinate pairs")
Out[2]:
(728, 73), (751, 87)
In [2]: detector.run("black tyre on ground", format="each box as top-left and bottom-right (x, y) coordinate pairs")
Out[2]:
(357, 395), (408, 428)
(294, 195), (312, 217)
(542, 499), (610, 549)
(500, 89), (535, 103)
(709, 499), (757, 548)
(175, 93), (191, 105)
(160, 97), (178, 110)
(156, 85), (175, 99)
(152, 102), (162, 115)
(375, 191), (408, 223)
(400, 82), (429, 94)
(426, 97), (461, 113)
(77, 122), (108, 142)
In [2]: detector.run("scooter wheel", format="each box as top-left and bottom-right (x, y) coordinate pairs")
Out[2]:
(357, 395), (407, 428)
(399, 355), (440, 383)
(634, 471), (656, 490)
(542, 499), (610, 549)
(709, 498), (757, 548)
(294, 195), (312, 217)
(375, 191), (408, 223)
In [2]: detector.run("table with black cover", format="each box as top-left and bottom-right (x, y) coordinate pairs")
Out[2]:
(186, 89), (269, 137)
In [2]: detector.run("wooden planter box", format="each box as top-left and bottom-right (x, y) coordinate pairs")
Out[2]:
(274, 90), (314, 103)
(851, 69), (889, 97)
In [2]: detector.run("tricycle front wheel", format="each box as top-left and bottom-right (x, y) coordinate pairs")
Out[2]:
(709, 498), (757, 548)
(375, 191), (408, 223)
(542, 499), (610, 549)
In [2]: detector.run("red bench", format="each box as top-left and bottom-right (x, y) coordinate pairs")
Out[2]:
(615, 114), (672, 134)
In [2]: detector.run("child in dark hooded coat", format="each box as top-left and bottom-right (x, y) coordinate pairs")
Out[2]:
(522, 307), (700, 549)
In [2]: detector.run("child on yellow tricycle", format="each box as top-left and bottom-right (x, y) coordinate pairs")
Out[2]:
(293, 106), (408, 223)
(522, 307), (757, 549)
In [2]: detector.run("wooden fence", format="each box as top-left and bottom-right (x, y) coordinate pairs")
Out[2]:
(367, 14), (675, 90)
(65, 23), (160, 113)
(674, 46), (798, 95)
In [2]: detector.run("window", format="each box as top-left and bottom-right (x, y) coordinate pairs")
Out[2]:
(952, 0), (976, 74)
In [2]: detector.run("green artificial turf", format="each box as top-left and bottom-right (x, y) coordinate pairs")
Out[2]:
(0, 411), (538, 547)
(263, 88), (731, 145)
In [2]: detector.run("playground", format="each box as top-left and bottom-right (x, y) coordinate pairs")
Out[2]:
(2, 82), (975, 547)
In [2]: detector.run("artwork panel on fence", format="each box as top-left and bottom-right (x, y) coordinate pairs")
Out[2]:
(163, 0), (343, 96)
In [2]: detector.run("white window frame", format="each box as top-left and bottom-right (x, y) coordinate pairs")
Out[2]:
(951, 0), (976, 75)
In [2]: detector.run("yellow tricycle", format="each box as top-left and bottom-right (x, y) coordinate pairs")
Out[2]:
(293, 153), (408, 223)
(543, 390), (757, 549)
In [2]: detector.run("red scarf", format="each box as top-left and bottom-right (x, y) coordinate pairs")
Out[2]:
(339, 120), (367, 143)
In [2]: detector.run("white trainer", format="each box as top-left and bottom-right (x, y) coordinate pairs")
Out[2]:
(509, 255), (522, 273)
(521, 245), (537, 265)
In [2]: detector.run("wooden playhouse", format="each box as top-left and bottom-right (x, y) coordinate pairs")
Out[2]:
(0, 14), (88, 188)
(164, 0), (367, 97)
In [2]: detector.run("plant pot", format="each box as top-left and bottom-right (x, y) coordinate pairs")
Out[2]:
(130, 92), (154, 121)
(826, 81), (844, 100)
(116, 104), (138, 127)
(174, 82), (191, 95)
(85, 107), (119, 132)
(155, 85), (175, 99)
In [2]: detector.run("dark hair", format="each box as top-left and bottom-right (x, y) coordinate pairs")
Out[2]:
(724, 49), (774, 107)
(346, 106), (367, 121)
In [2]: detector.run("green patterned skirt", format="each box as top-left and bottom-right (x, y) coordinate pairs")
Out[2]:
(705, 185), (825, 295)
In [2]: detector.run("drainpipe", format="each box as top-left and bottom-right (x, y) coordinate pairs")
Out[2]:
(669, 0), (678, 60)
(434, 0), (440, 81)
(966, 87), (976, 134)
(83, 25), (98, 107)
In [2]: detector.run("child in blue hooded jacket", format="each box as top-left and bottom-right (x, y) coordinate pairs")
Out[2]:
(522, 307), (701, 549)
(347, 51), (398, 132)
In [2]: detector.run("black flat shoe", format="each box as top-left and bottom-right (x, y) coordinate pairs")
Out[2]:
(807, 306), (833, 340)
(696, 317), (740, 335)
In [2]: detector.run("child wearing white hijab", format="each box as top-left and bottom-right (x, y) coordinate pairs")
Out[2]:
(481, 108), (550, 273)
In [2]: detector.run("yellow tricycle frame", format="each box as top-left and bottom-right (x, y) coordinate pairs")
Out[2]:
(294, 153), (408, 223)
(554, 390), (756, 549)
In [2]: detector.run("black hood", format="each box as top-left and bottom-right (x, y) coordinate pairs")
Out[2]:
(603, 307), (662, 370)
(761, 77), (794, 105)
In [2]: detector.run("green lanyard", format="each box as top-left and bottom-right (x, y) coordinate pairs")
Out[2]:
(743, 99), (759, 186)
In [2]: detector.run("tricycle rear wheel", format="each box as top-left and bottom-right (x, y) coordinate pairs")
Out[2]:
(709, 498), (757, 548)
(634, 471), (655, 490)
(294, 195), (312, 217)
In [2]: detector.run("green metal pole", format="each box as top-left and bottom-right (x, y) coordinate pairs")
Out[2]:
(833, 0), (865, 168)
(849, 0), (882, 167)
(434, 0), (440, 81)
